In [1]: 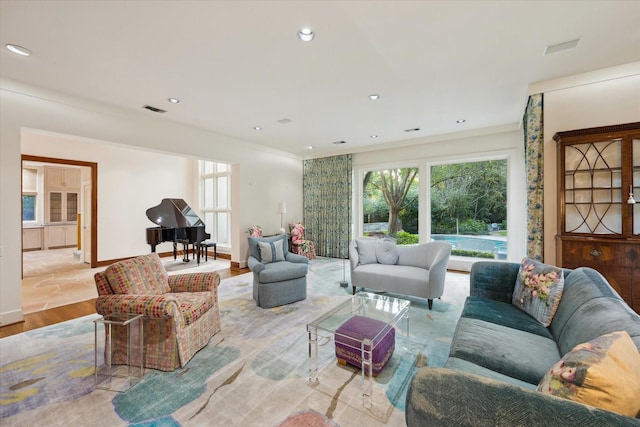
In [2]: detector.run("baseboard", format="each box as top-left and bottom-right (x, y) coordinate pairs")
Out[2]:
(0, 309), (24, 327)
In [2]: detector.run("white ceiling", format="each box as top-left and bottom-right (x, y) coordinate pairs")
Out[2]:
(1, 1), (639, 158)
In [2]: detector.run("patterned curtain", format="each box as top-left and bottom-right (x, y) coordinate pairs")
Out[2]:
(524, 94), (544, 261)
(303, 154), (352, 258)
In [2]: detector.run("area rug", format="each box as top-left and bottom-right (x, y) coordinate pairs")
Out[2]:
(1, 257), (469, 426)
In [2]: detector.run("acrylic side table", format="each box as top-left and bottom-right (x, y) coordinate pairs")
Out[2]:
(94, 313), (144, 392)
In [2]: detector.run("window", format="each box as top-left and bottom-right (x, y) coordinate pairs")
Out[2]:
(362, 167), (419, 243)
(199, 160), (231, 246)
(22, 194), (37, 221)
(430, 159), (508, 260)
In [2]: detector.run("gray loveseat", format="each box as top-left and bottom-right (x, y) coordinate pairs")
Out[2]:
(348, 238), (451, 309)
(406, 261), (640, 426)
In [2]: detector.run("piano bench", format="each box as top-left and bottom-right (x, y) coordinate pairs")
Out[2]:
(200, 241), (217, 261)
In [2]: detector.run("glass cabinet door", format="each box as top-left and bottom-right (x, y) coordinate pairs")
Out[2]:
(563, 139), (622, 235)
(66, 192), (78, 222)
(49, 191), (63, 223)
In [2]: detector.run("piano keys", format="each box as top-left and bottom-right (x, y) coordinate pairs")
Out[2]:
(145, 198), (210, 264)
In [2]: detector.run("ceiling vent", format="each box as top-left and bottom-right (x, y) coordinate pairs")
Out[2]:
(277, 118), (292, 124)
(142, 105), (166, 113)
(544, 38), (580, 55)
(404, 127), (420, 133)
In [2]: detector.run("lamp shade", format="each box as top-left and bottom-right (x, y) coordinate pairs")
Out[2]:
(279, 202), (287, 214)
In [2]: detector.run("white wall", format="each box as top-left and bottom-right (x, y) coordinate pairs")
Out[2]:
(539, 64), (640, 263)
(21, 131), (197, 260)
(0, 79), (303, 325)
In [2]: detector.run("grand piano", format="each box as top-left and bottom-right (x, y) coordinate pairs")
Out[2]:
(145, 198), (210, 264)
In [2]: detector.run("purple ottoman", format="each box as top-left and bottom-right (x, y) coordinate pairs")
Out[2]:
(334, 315), (395, 376)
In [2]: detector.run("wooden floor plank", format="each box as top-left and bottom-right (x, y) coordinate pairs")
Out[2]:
(0, 267), (248, 338)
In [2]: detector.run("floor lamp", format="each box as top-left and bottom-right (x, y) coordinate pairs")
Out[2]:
(278, 202), (287, 234)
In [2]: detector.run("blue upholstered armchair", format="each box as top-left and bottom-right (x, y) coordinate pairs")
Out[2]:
(247, 234), (309, 308)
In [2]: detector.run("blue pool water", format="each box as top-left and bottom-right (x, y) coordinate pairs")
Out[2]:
(432, 234), (507, 258)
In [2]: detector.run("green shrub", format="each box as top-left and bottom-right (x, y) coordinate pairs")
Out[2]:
(459, 219), (489, 235)
(452, 249), (495, 259)
(396, 231), (419, 245)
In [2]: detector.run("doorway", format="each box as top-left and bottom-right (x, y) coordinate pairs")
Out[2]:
(21, 155), (98, 313)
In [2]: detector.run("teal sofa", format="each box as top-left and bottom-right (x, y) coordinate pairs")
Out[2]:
(406, 261), (640, 426)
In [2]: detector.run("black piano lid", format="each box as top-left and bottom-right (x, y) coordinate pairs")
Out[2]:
(146, 198), (205, 228)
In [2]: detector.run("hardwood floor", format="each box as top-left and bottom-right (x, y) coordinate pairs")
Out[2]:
(0, 267), (249, 339)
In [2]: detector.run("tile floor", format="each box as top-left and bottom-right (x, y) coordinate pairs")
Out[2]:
(21, 248), (230, 314)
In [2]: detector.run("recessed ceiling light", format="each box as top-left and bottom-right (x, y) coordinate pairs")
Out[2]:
(253, 126), (262, 131)
(368, 94), (380, 100)
(6, 44), (31, 56)
(298, 28), (315, 42)
(370, 135), (378, 138)
(456, 119), (466, 123)
(306, 145), (314, 150)
(168, 98), (181, 104)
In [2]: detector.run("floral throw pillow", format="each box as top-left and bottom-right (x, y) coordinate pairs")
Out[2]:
(537, 331), (640, 418)
(512, 257), (564, 326)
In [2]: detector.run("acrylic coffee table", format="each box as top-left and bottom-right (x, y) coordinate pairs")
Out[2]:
(307, 291), (410, 408)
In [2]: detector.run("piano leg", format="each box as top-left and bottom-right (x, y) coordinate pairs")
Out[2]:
(196, 243), (201, 265)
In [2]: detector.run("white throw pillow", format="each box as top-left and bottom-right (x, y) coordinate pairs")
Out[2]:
(376, 239), (399, 265)
(258, 241), (285, 264)
(355, 238), (378, 265)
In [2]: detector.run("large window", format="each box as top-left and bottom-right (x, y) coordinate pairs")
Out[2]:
(199, 160), (231, 246)
(358, 157), (509, 261)
(430, 159), (507, 259)
(362, 167), (419, 243)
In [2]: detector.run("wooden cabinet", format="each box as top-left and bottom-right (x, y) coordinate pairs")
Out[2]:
(22, 227), (43, 251)
(44, 166), (80, 224)
(46, 225), (77, 249)
(45, 166), (80, 189)
(555, 122), (640, 313)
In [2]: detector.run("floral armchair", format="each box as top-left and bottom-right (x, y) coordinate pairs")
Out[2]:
(94, 253), (221, 371)
(288, 222), (316, 260)
(247, 225), (263, 238)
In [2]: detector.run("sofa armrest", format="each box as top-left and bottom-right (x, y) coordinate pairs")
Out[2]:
(285, 252), (309, 264)
(248, 256), (265, 274)
(469, 261), (520, 303)
(95, 294), (179, 319)
(406, 367), (640, 427)
(348, 241), (360, 272)
(168, 272), (220, 293)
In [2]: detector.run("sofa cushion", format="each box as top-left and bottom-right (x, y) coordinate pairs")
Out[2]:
(105, 253), (170, 295)
(258, 240), (285, 264)
(512, 257), (564, 327)
(554, 295), (640, 357)
(356, 237), (379, 265)
(396, 243), (430, 269)
(445, 357), (537, 390)
(258, 261), (308, 284)
(537, 331), (640, 418)
(376, 239), (399, 265)
(549, 267), (639, 354)
(461, 296), (554, 340)
(171, 292), (216, 325)
(449, 317), (561, 384)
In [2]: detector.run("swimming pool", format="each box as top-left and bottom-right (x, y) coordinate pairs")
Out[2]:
(432, 234), (507, 258)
